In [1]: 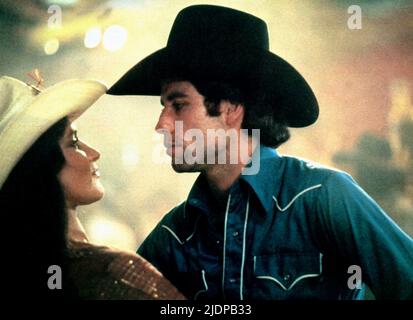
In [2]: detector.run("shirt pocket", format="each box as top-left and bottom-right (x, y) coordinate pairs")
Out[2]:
(252, 252), (323, 299)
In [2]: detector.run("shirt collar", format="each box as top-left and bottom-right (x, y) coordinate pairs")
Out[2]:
(187, 173), (211, 213)
(187, 145), (284, 215)
(240, 145), (284, 214)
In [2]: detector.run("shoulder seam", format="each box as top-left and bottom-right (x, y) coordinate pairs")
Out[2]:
(161, 214), (201, 245)
(272, 184), (322, 212)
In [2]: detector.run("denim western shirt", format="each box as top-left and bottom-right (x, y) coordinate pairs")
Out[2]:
(138, 146), (413, 300)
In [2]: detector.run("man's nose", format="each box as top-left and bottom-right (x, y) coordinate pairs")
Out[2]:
(155, 107), (175, 134)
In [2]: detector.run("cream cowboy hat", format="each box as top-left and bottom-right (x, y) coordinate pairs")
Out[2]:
(0, 76), (107, 188)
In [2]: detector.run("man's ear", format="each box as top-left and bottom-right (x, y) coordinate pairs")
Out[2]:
(220, 101), (244, 127)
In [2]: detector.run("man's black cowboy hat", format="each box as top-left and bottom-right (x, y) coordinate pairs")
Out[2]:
(108, 5), (319, 127)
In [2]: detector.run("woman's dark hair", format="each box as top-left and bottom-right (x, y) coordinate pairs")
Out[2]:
(190, 80), (290, 148)
(0, 117), (75, 298)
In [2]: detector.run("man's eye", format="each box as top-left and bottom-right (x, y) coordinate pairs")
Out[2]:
(172, 101), (185, 110)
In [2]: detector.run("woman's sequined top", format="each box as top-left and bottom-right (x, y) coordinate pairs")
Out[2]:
(67, 240), (185, 300)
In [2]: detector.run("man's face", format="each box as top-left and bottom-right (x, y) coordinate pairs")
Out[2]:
(156, 81), (229, 172)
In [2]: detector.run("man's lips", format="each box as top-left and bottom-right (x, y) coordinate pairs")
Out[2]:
(164, 142), (183, 147)
(166, 144), (183, 156)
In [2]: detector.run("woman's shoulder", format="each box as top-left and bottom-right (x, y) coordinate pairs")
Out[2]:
(67, 240), (185, 300)
(68, 240), (136, 260)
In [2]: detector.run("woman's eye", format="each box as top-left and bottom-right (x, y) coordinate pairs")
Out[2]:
(72, 139), (80, 149)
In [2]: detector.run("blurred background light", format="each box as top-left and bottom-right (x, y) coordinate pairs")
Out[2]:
(103, 25), (127, 51)
(43, 38), (59, 55)
(84, 26), (102, 48)
(85, 215), (137, 251)
(122, 143), (140, 167)
(107, 0), (140, 9)
(45, 0), (78, 6)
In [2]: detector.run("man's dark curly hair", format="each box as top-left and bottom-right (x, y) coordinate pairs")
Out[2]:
(165, 79), (290, 148)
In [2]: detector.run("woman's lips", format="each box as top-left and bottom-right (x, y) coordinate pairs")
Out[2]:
(91, 168), (100, 177)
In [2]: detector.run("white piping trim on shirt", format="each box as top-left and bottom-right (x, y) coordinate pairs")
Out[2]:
(272, 184), (322, 212)
(240, 193), (250, 300)
(221, 194), (232, 299)
(256, 275), (290, 291)
(255, 253), (323, 291)
(194, 270), (208, 300)
(161, 215), (200, 245)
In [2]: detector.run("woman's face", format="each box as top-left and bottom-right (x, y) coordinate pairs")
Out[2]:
(58, 122), (104, 208)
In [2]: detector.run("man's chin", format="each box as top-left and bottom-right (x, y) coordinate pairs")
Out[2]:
(171, 162), (200, 173)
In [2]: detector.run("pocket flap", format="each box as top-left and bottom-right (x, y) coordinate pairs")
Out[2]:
(254, 252), (322, 291)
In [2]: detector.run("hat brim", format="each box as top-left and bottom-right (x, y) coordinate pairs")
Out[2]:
(0, 79), (107, 188)
(108, 47), (318, 128)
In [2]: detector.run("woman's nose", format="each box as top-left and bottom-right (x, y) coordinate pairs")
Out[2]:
(85, 144), (100, 161)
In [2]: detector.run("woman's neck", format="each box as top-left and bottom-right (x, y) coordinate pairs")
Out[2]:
(67, 208), (89, 243)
